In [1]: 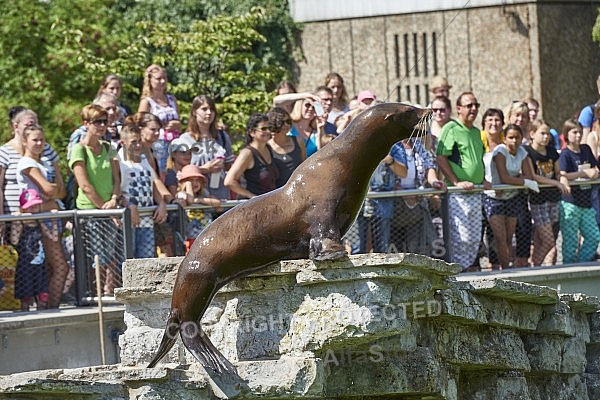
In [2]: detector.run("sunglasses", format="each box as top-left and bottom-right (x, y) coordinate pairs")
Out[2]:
(91, 119), (108, 126)
(460, 103), (480, 109)
(432, 108), (447, 113)
(254, 126), (272, 132)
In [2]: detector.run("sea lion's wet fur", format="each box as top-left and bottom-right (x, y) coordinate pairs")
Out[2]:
(147, 102), (431, 373)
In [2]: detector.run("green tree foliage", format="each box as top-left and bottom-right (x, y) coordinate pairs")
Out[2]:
(0, 0), (119, 150)
(593, 9), (600, 44)
(0, 0), (301, 162)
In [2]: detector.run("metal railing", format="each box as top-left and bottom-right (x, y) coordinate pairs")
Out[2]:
(0, 179), (598, 310)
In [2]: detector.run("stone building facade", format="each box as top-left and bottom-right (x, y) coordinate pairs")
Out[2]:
(292, 1), (600, 129)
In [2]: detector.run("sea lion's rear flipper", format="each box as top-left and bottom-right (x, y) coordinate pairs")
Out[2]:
(181, 320), (238, 375)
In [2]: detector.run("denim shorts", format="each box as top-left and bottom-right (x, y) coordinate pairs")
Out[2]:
(483, 195), (519, 218)
(530, 201), (559, 227)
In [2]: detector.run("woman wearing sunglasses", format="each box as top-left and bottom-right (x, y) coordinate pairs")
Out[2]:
(225, 114), (280, 199)
(69, 104), (121, 295)
(289, 97), (328, 158)
(267, 107), (306, 188)
(429, 96), (453, 153)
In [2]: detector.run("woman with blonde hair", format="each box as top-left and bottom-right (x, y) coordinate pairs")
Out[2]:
(289, 98), (328, 158)
(324, 72), (349, 124)
(138, 64), (181, 174)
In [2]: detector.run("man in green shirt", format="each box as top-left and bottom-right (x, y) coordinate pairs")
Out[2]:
(436, 92), (485, 271)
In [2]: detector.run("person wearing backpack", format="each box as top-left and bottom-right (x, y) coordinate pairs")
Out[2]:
(68, 104), (121, 295)
(64, 92), (120, 210)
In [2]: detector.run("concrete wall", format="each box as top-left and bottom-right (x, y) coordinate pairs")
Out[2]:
(295, 2), (600, 129)
(2, 255), (598, 399)
(0, 306), (125, 375)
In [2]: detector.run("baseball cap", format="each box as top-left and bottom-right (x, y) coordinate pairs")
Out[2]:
(357, 90), (376, 103)
(169, 136), (195, 154)
(19, 189), (43, 210)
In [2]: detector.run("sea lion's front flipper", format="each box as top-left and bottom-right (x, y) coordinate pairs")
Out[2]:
(180, 320), (238, 375)
(310, 236), (347, 261)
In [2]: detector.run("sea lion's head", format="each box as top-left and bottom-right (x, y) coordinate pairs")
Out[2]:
(360, 102), (431, 146)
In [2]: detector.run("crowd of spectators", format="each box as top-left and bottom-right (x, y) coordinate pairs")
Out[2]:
(3, 66), (600, 310)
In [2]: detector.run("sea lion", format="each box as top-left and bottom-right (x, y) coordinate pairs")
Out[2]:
(147, 102), (431, 372)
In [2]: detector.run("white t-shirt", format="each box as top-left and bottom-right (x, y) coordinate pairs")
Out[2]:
(120, 157), (156, 228)
(17, 156), (49, 192)
(398, 148), (417, 189)
(0, 143), (58, 213)
(489, 144), (528, 199)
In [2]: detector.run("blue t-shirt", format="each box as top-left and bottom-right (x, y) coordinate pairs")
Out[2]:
(290, 126), (318, 157)
(559, 144), (597, 208)
(578, 104), (596, 129)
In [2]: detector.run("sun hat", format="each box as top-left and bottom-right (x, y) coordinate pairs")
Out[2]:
(177, 164), (208, 183)
(357, 90), (376, 103)
(19, 189), (43, 209)
(429, 76), (452, 90)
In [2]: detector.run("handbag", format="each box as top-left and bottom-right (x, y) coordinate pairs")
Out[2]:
(0, 242), (20, 311)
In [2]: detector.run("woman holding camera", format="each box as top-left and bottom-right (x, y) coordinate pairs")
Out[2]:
(289, 97), (328, 158)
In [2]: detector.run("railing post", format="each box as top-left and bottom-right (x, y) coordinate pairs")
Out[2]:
(440, 191), (451, 263)
(173, 204), (187, 256)
(72, 211), (90, 306)
(122, 207), (134, 259)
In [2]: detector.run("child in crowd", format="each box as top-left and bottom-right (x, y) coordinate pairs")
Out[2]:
(119, 123), (168, 258)
(176, 164), (221, 250)
(524, 120), (569, 266)
(16, 123), (68, 309)
(485, 124), (538, 270)
(558, 119), (600, 263)
(11, 189), (50, 311)
(165, 137), (194, 200)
